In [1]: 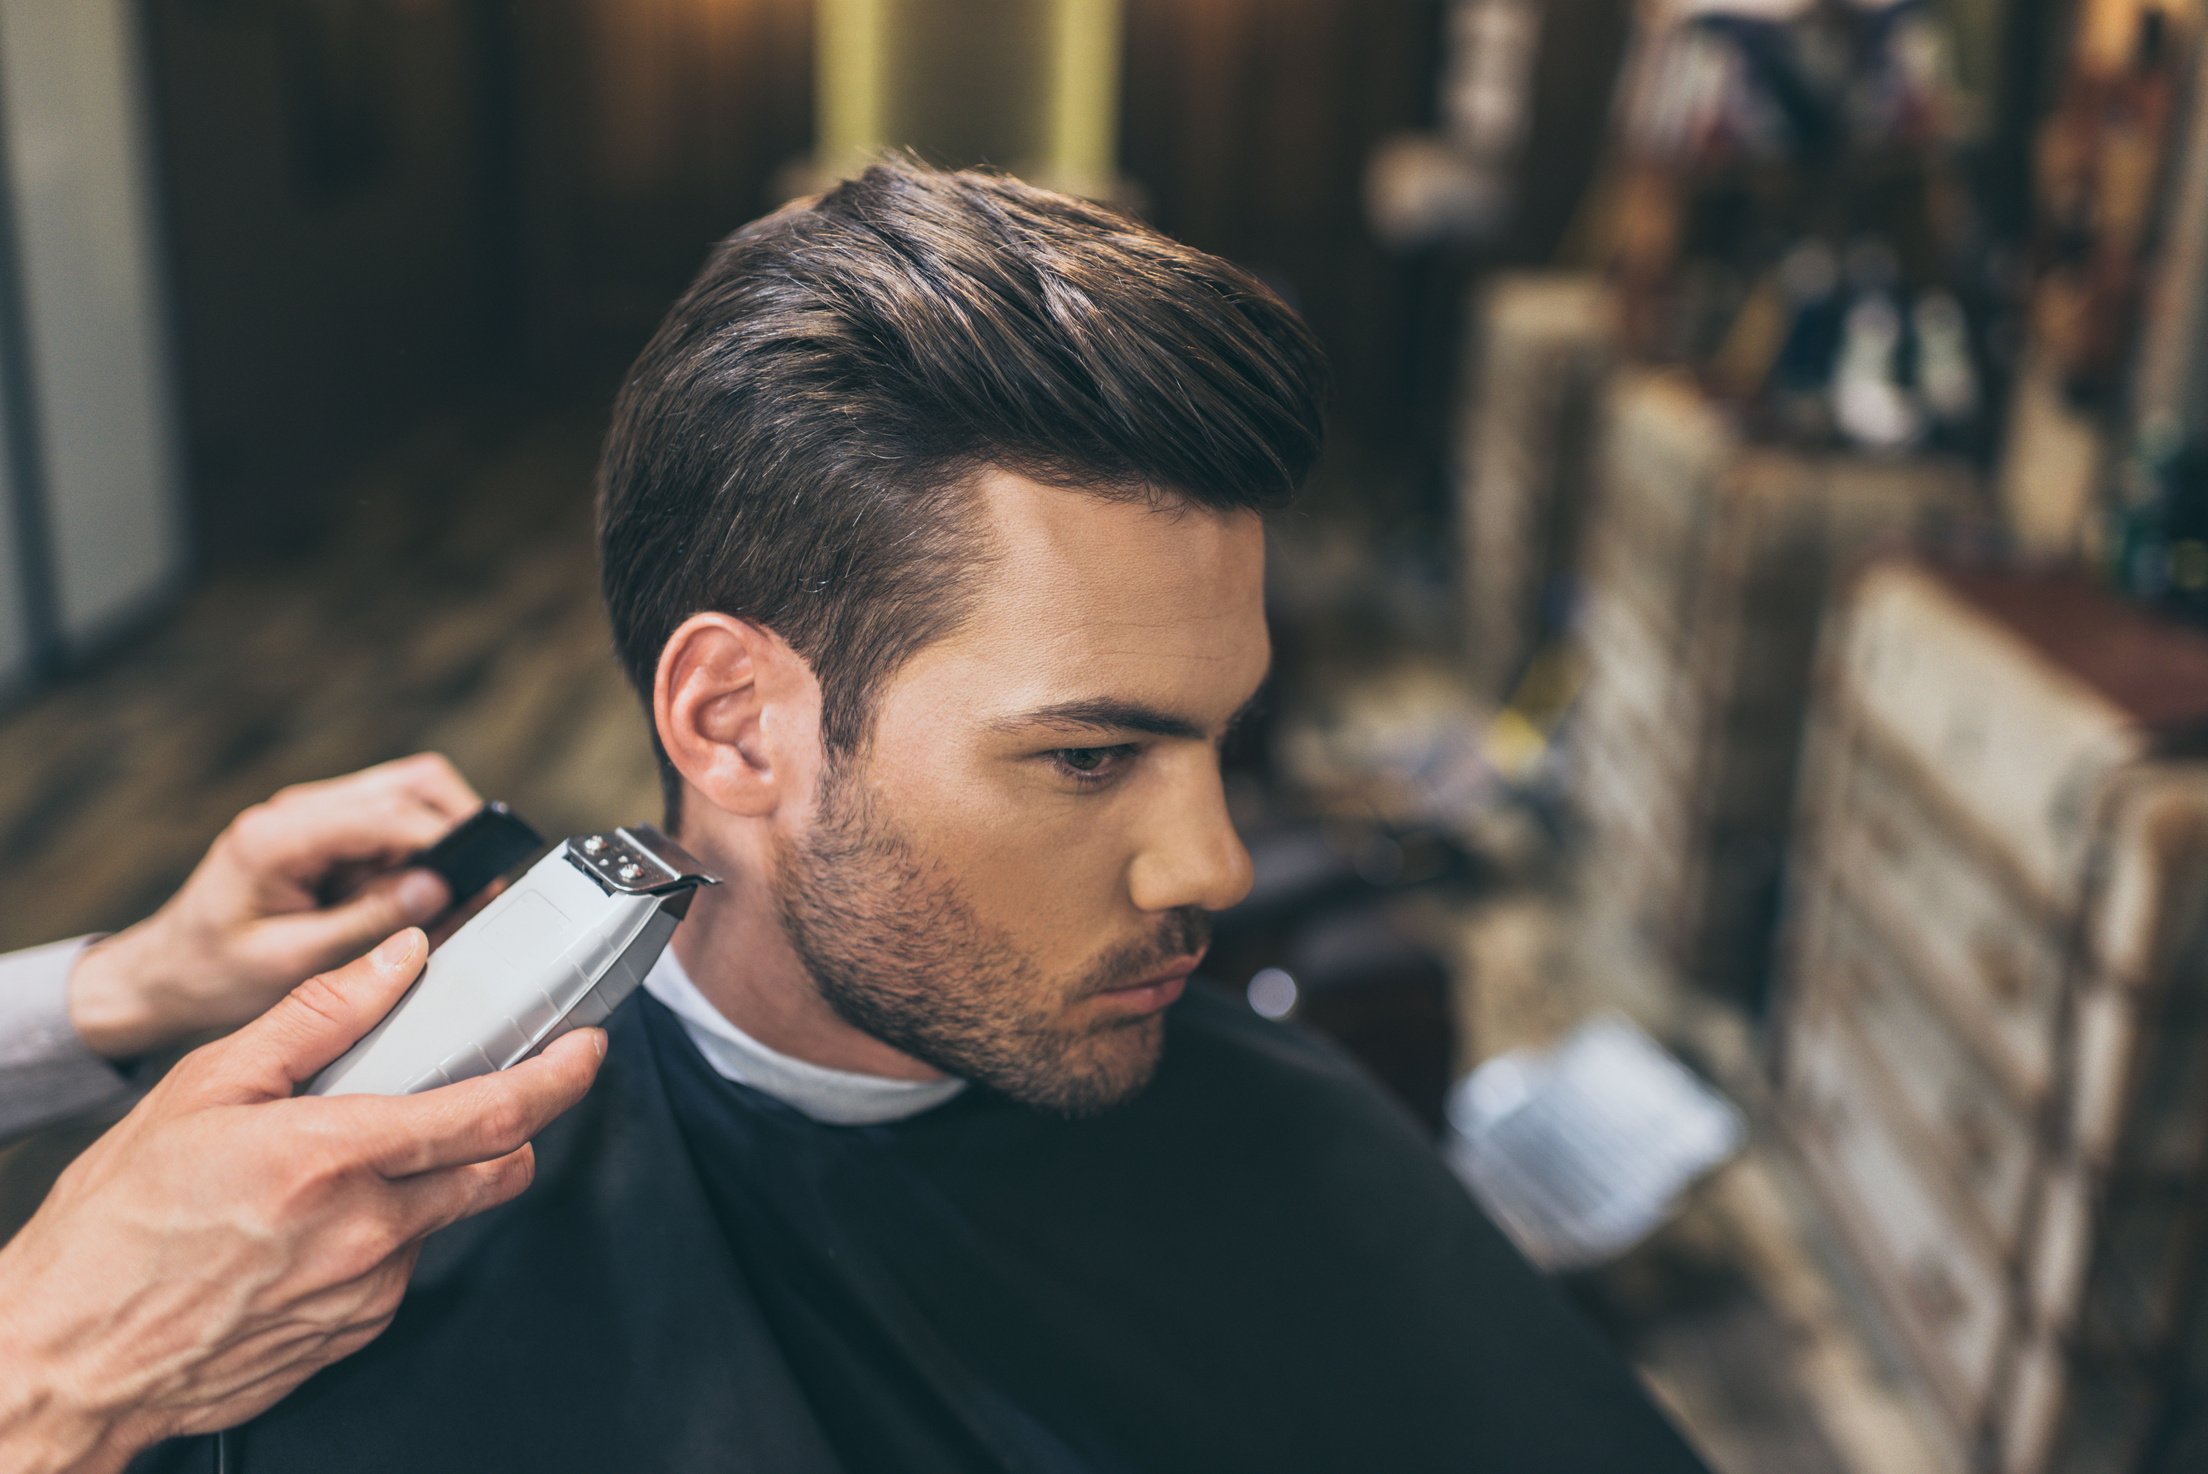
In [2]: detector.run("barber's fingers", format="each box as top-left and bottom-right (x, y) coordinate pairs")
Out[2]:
(288, 753), (484, 826)
(234, 756), (483, 886)
(367, 752), (483, 821)
(250, 867), (452, 978)
(345, 1029), (607, 1178)
(386, 1145), (540, 1241)
(208, 930), (428, 1098)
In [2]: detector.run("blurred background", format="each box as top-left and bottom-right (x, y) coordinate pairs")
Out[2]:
(3, 0), (2208, 1470)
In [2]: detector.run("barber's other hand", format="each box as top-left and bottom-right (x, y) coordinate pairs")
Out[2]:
(0, 929), (606, 1474)
(66, 753), (483, 1059)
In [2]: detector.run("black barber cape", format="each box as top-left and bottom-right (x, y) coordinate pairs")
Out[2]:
(134, 986), (1707, 1474)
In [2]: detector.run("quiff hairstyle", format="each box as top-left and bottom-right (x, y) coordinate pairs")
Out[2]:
(597, 159), (1329, 818)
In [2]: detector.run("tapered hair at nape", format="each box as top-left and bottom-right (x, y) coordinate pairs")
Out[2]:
(596, 157), (1329, 818)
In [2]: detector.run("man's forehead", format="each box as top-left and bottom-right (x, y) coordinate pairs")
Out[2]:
(910, 468), (1270, 719)
(971, 468), (1258, 593)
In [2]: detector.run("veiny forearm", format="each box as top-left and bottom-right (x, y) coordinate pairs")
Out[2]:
(0, 1293), (136, 1474)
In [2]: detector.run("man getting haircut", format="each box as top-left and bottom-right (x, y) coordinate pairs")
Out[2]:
(132, 162), (1705, 1474)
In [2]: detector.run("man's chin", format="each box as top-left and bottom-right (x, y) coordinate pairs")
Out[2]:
(994, 1016), (1166, 1118)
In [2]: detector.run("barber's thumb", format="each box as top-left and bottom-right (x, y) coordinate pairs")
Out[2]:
(227, 929), (427, 1094)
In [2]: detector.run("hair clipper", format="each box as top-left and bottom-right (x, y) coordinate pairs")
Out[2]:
(306, 824), (719, 1096)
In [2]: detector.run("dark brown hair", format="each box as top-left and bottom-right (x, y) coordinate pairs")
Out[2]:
(597, 159), (1328, 816)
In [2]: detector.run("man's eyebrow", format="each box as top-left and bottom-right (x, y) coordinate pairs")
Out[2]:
(993, 683), (1270, 742)
(994, 698), (1206, 740)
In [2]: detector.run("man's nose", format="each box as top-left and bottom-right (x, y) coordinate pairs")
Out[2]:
(1126, 761), (1255, 915)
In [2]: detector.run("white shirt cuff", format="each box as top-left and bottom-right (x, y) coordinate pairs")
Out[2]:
(0, 935), (136, 1141)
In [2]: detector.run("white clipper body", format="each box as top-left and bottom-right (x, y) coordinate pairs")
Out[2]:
(307, 826), (719, 1097)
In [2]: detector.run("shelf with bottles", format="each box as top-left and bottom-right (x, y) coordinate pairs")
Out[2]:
(2026, 0), (2199, 410)
(2030, 0), (2208, 625)
(1597, 0), (2008, 457)
(1613, 0), (1973, 175)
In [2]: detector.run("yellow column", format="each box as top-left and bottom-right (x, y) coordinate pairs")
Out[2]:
(810, 0), (1123, 195)
(816, 0), (886, 181)
(1046, 0), (1120, 195)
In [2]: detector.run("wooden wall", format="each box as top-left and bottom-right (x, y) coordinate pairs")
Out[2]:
(144, 0), (495, 558)
(1121, 0), (1443, 449)
(142, 0), (1443, 562)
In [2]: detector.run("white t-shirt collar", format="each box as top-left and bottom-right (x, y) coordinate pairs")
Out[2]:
(643, 946), (967, 1126)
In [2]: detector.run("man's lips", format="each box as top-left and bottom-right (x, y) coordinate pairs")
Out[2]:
(1093, 953), (1205, 1013)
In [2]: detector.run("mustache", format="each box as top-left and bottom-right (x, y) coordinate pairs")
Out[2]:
(1084, 908), (1212, 994)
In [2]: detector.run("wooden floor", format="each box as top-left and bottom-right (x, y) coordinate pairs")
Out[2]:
(1445, 888), (1951, 1474)
(0, 408), (660, 952)
(0, 405), (1941, 1471)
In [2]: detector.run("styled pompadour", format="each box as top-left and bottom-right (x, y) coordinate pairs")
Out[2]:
(597, 159), (1328, 817)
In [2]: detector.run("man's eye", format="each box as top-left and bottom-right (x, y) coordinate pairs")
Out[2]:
(1049, 746), (1135, 783)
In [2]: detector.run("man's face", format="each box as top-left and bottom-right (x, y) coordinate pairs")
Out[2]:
(771, 470), (1267, 1114)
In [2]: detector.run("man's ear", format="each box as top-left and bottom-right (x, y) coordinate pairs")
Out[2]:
(653, 613), (823, 820)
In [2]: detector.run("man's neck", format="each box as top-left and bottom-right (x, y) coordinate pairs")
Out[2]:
(668, 876), (948, 1083)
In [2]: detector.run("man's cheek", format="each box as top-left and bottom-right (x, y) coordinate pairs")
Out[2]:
(966, 846), (1078, 928)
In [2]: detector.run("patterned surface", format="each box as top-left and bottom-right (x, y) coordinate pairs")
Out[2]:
(1446, 888), (1948, 1474)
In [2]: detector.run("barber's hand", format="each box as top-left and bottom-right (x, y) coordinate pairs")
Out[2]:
(66, 753), (484, 1059)
(0, 928), (606, 1474)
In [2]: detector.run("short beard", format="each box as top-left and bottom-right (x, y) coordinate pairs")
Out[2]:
(769, 758), (1208, 1116)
